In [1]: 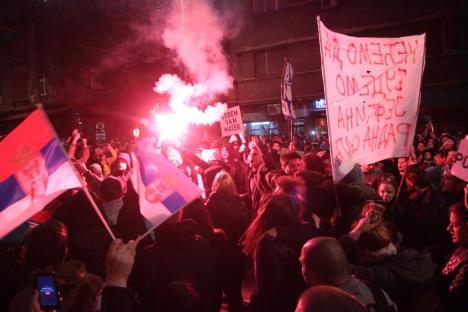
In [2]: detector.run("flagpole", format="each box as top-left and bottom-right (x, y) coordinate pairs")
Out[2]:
(394, 158), (408, 204)
(289, 119), (293, 142)
(395, 145), (412, 204)
(36, 104), (117, 240)
(316, 17), (336, 182)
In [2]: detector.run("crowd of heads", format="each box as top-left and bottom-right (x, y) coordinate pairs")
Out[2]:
(1, 120), (467, 312)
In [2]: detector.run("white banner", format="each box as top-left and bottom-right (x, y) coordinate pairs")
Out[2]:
(451, 136), (468, 182)
(317, 17), (426, 182)
(220, 106), (244, 137)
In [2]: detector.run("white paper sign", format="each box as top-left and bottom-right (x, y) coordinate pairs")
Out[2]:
(451, 136), (468, 182)
(317, 17), (426, 182)
(220, 106), (244, 137)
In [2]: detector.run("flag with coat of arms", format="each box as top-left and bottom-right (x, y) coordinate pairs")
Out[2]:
(0, 108), (82, 239)
(130, 139), (200, 227)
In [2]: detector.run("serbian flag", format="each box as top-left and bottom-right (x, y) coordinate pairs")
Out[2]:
(130, 139), (200, 227)
(0, 108), (82, 239)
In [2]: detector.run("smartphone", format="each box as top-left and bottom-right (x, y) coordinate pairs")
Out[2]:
(35, 274), (60, 310)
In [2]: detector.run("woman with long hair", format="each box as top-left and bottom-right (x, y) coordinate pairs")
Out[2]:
(241, 194), (312, 312)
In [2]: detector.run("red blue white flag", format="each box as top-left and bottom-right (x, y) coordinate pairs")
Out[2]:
(0, 108), (82, 239)
(130, 139), (200, 227)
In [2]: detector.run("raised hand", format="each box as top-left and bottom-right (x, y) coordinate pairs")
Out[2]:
(105, 238), (140, 288)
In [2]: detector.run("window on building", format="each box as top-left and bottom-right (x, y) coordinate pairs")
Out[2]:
(244, 121), (279, 136)
(237, 52), (255, 79)
(267, 48), (288, 76)
(252, 0), (280, 14)
(293, 118), (305, 135)
(253, 49), (288, 78)
(254, 51), (267, 77)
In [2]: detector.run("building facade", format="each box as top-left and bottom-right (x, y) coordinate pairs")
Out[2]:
(0, 0), (170, 140)
(227, 0), (468, 139)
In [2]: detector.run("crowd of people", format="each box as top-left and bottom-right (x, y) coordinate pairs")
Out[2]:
(0, 122), (467, 312)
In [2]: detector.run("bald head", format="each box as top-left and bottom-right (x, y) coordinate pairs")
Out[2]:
(295, 285), (366, 312)
(300, 237), (350, 286)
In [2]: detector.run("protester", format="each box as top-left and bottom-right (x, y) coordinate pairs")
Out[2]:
(206, 171), (251, 311)
(180, 199), (230, 311)
(8, 220), (103, 311)
(265, 151), (303, 189)
(55, 190), (112, 277)
(375, 178), (403, 224)
(246, 144), (274, 212)
(100, 176), (148, 245)
(441, 174), (466, 206)
(241, 194), (311, 312)
(67, 129), (90, 164)
(399, 166), (450, 251)
(437, 202), (468, 312)
(94, 143), (118, 177)
(360, 163), (384, 187)
(2, 106), (467, 312)
(300, 236), (398, 312)
(135, 216), (217, 311)
(396, 157), (409, 184)
(344, 213), (435, 310)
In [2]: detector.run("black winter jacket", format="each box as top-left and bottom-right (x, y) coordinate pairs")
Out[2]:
(251, 225), (316, 312)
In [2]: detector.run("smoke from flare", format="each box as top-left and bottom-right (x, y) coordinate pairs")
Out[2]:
(154, 0), (232, 129)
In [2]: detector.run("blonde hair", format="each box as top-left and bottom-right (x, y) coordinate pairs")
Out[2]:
(212, 170), (237, 195)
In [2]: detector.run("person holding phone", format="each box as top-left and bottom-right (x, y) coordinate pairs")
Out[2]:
(27, 238), (140, 312)
(7, 220), (103, 312)
(29, 281), (59, 312)
(33, 274), (60, 311)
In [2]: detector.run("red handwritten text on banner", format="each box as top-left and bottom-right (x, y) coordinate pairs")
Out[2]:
(318, 19), (426, 182)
